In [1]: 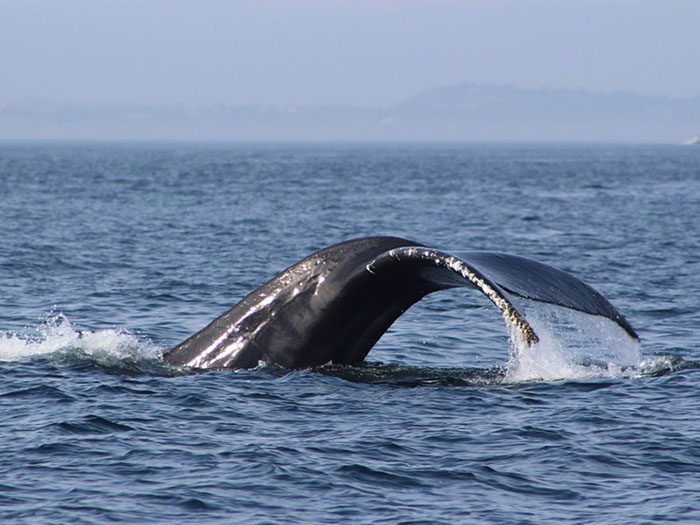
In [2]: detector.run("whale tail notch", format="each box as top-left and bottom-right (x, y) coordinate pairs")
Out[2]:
(163, 237), (639, 370)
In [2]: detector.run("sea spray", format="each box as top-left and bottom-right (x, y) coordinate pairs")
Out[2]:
(0, 313), (162, 365)
(504, 300), (641, 382)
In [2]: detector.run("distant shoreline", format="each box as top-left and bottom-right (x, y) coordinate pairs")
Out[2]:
(2, 84), (699, 143)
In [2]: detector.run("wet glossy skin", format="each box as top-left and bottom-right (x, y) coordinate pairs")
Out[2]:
(163, 237), (638, 370)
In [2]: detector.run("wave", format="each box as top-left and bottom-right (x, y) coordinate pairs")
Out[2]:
(0, 313), (167, 374)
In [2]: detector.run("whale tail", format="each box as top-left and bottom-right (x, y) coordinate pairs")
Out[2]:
(163, 237), (638, 370)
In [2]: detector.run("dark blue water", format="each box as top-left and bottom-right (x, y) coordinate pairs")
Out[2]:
(1, 142), (699, 523)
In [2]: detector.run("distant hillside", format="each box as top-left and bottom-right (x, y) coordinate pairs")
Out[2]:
(1, 84), (699, 142)
(390, 83), (700, 142)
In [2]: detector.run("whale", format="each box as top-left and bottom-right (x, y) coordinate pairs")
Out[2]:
(163, 237), (639, 370)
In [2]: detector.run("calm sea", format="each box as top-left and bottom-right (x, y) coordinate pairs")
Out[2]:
(1, 142), (699, 523)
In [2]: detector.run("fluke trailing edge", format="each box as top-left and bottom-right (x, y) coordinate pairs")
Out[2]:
(163, 237), (639, 370)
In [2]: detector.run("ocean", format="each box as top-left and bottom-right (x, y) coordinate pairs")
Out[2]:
(1, 142), (699, 523)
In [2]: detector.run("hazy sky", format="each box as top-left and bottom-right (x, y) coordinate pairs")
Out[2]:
(2, 0), (699, 106)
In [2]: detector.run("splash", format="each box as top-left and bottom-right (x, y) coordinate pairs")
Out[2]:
(0, 313), (162, 365)
(503, 300), (641, 382)
(1, 310), (684, 384)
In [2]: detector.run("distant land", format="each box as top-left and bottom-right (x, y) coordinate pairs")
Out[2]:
(1, 83), (699, 143)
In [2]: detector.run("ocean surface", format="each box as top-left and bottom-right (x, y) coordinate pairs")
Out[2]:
(1, 142), (699, 523)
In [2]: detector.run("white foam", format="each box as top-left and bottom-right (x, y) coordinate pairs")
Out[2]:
(1, 308), (653, 382)
(0, 313), (161, 363)
(504, 301), (641, 382)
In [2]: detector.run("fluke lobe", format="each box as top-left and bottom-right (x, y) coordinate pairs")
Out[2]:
(163, 237), (638, 370)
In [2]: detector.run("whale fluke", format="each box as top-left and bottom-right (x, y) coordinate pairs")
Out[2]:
(163, 237), (638, 370)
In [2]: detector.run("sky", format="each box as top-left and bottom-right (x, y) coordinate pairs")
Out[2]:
(1, 0), (699, 107)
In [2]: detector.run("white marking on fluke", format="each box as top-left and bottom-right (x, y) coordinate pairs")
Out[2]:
(386, 247), (539, 345)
